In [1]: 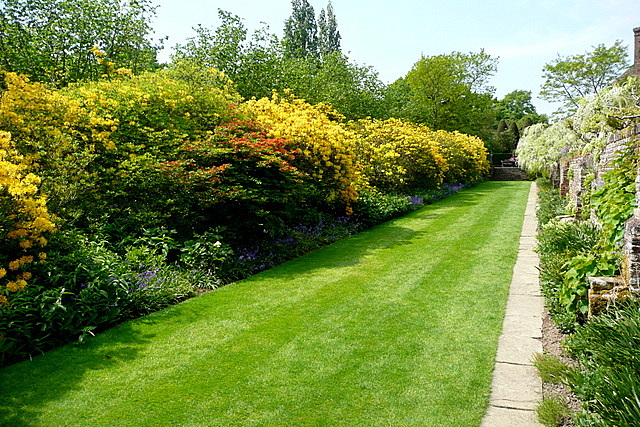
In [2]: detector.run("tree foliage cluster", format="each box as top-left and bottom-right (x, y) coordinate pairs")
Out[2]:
(0, 0), (549, 150)
(541, 41), (629, 115)
(0, 0), (161, 87)
(173, 5), (386, 121)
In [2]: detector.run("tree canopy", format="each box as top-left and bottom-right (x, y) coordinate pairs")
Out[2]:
(318, 1), (341, 59)
(283, 0), (318, 59)
(0, 0), (160, 87)
(540, 41), (629, 114)
(387, 50), (498, 140)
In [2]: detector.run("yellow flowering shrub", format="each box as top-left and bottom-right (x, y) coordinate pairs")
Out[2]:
(0, 131), (56, 300)
(63, 66), (241, 159)
(428, 130), (490, 185)
(244, 92), (358, 206)
(352, 118), (446, 191)
(0, 71), (109, 219)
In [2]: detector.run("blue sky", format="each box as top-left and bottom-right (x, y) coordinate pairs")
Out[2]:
(152, 0), (640, 115)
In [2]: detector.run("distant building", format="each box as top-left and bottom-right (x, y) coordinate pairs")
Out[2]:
(620, 27), (640, 80)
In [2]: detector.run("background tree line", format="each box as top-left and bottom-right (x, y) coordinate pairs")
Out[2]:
(0, 0), (554, 154)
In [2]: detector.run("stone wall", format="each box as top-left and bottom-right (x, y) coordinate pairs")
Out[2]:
(567, 155), (592, 215)
(560, 125), (640, 217)
(556, 125), (640, 309)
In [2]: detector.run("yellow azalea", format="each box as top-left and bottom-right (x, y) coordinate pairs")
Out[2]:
(244, 92), (358, 205)
(19, 239), (33, 249)
(19, 255), (33, 265)
(351, 118), (446, 191)
(0, 268), (6, 279)
(0, 295), (8, 307)
(17, 271), (32, 280)
(6, 281), (20, 292)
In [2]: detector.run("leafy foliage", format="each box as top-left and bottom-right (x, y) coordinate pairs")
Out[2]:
(0, 0), (160, 87)
(565, 302), (640, 426)
(590, 145), (638, 247)
(388, 50), (499, 141)
(541, 41), (629, 115)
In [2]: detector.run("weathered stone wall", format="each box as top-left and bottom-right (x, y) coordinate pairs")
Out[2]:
(595, 124), (640, 189)
(560, 125), (640, 218)
(567, 155), (592, 215)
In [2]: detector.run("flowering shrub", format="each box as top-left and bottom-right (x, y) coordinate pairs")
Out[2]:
(154, 120), (310, 237)
(352, 118), (446, 191)
(0, 131), (56, 306)
(244, 92), (359, 208)
(64, 65), (241, 159)
(428, 129), (490, 185)
(0, 71), (110, 219)
(516, 122), (584, 177)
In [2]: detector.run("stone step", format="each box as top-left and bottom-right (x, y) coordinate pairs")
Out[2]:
(492, 167), (528, 181)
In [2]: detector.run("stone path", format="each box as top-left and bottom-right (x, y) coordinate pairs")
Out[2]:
(482, 182), (544, 426)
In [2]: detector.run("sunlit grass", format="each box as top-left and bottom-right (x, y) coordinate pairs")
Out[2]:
(0, 181), (531, 426)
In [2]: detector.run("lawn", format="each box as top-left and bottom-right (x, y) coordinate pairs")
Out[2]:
(0, 181), (531, 426)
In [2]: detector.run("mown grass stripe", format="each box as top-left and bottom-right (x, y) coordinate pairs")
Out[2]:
(0, 181), (531, 426)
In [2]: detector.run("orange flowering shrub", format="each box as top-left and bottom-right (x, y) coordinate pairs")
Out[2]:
(0, 131), (56, 302)
(244, 92), (358, 207)
(352, 118), (446, 191)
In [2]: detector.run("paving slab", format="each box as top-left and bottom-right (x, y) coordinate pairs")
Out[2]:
(482, 406), (539, 427)
(482, 182), (543, 427)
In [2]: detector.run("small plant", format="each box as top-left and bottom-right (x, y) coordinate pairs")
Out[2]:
(536, 395), (572, 427)
(533, 353), (573, 384)
(536, 220), (601, 259)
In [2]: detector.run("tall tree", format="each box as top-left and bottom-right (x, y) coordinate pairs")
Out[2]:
(174, 10), (248, 81)
(541, 41), (629, 114)
(497, 90), (538, 120)
(387, 50), (498, 140)
(318, 1), (340, 59)
(0, 0), (160, 87)
(283, 0), (318, 59)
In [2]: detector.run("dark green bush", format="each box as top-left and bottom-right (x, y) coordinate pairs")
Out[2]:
(0, 230), (213, 366)
(565, 302), (640, 426)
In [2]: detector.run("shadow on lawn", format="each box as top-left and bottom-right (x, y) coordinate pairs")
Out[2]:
(0, 306), (196, 426)
(0, 181), (522, 425)
(243, 181), (514, 278)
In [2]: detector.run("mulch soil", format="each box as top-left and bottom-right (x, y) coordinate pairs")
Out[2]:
(540, 307), (582, 426)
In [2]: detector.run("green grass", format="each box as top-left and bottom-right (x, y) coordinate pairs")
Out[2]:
(0, 181), (531, 426)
